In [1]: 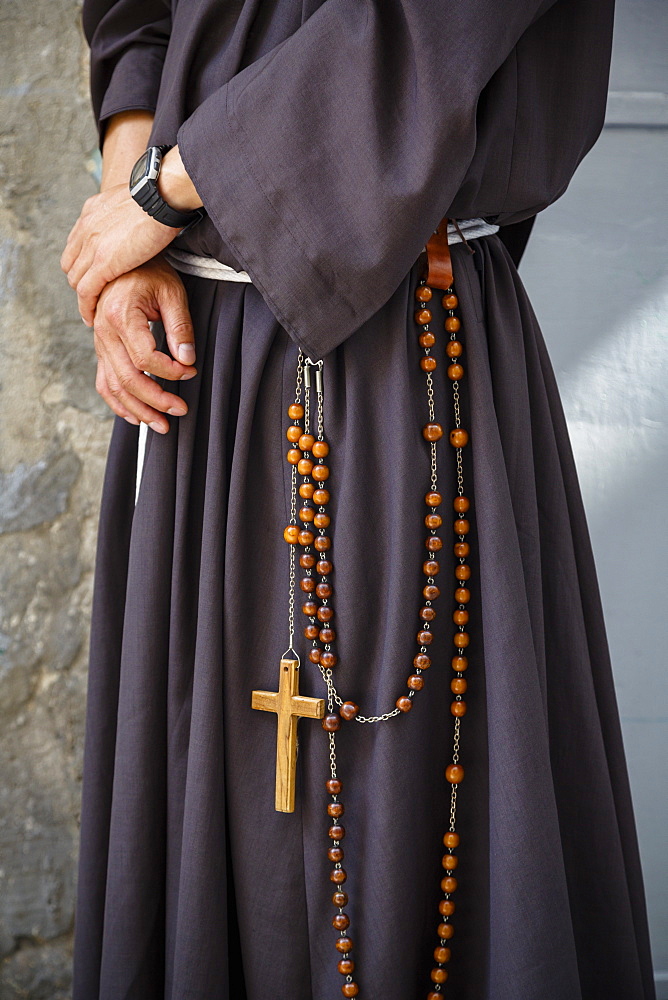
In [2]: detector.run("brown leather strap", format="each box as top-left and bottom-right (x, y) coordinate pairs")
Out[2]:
(425, 216), (453, 290)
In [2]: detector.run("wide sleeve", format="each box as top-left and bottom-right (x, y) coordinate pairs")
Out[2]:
(82, 0), (172, 149)
(176, 0), (564, 361)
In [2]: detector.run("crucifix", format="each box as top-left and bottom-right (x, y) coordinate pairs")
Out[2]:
(251, 657), (325, 812)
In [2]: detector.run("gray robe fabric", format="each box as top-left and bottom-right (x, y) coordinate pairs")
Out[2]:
(72, 1), (657, 998)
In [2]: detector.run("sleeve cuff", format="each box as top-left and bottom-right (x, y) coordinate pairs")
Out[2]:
(96, 43), (166, 149)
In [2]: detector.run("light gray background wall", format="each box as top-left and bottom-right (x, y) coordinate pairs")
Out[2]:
(0, 0), (665, 996)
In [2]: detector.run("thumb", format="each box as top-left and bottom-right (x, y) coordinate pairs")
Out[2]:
(157, 281), (196, 367)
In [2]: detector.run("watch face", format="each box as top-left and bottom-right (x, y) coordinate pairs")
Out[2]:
(130, 149), (151, 191)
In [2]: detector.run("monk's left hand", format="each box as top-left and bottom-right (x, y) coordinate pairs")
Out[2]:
(60, 183), (180, 326)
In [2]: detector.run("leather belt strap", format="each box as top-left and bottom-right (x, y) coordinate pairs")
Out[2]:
(425, 216), (454, 291)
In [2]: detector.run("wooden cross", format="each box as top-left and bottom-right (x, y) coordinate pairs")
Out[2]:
(251, 657), (325, 812)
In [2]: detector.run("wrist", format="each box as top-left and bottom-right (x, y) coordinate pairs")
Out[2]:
(157, 147), (203, 213)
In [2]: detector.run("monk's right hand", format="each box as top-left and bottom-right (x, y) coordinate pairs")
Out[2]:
(92, 256), (197, 433)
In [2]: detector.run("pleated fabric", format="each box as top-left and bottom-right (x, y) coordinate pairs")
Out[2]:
(72, 235), (656, 1000)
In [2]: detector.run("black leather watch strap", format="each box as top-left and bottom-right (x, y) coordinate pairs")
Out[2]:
(130, 145), (204, 232)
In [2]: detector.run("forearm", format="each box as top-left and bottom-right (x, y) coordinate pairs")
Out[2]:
(100, 110), (155, 192)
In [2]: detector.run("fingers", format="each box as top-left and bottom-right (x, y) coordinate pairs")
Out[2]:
(77, 259), (113, 327)
(157, 280), (197, 366)
(99, 295), (197, 382)
(95, 358), (140, 425)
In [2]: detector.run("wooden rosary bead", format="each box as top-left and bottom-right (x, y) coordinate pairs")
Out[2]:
(396, 695), (413, 712)
(298, 458), (314, 475)
(442, 292), (458, 309)
(454, 632), (470, 648)
(312, 440), (329, 458)
(453, 609), (469, 625)
(330, 869), (348, 884)
(316, 582), (332, 598)
(415, 285), (433, 302)
(455, 564), (471, 580)
(342, 984), (359, 998)
(299, 505), (315, 522)
(453, 496), (470, 512)
(300, 577), (316, 592)
(313, 488), (330, 504)
(454, 518), (470, 534)
(333, 891), (348, 907)
(443, 832), (460, 848)
(451, 655), (468, 671)
(419, 331), (436, 348)
(420, 606), (436, 621)
(434, 945), (451, 962)
(420, 356), (437, 372)
(327, 778), (342, 794)
(328, 847), (344, 862)
(298, 433), (315, 451)
(428, 993), (444, 1000)
(317, 605), (334, 621)
(447, 363), (464, 380)
(300, 553), (316, 568)
(298, 530), (315, 545)
(328, 802), (345, 817)
(445, 764), (464, 783)
(323, 714), (341, 732)
(340, 701), (359, 720)
(287, 448), (301, 465)
(309, 648), (322, 664)
(415, 308), (433, 324)
(445, 316), (461, 332)
(335, 936), (353, 953)
(319, 628), (336, 643)
(414, 653), (431, 669)
(425, 513), (442, 529)
(442, 854), (458, 869)
(426, 536), (443, 551)
(437, 924), (455, 941)
(423, 422), (443, 441)
(300, 482), (315, 498)
(407, 674), (424, 690)
(286, 424), (302, 442)
(440, 876), (458, 893)
(304, 624), (319, 640)
(430, 967), (448, 984)
(423, 559), (440, 575)
(417, 630), (433, 645)
(314, 512), (331, 528)
(449, 428), (469, 448)
(451, 700), (467, 716)
(425, 490), (442, 506)
(312, 464), (330, 481)
(284, 525), (299, 543)
(423, 584), (440, 600)
(302, 600), (318, 616)
(451, 677), (467, 694)
(320, 651), (338, 667)
(445, 340), (463, 357)
(288, 403), (304, 419)
(316, 559), (333, 575)
(314, 535), (332, 551)
(338, 958), (355, 976)
(454, 539), (470, 556)
(333, 912), (350, 930)
(329, 824), (345, 839)
(439, 899), (456, 915)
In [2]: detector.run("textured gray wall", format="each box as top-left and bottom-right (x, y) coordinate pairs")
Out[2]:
(0, 0), (665, 997)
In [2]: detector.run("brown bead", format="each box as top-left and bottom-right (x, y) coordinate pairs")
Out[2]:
(314, 535), (331, 551)
(328, 802), (345, 817)
(333, 891), (348, 907)
(442, 293), (458, 309)
(428, 993), (443, 1000)
(396, 695), (413, 712)
(451, 700), (467, 717)
(297, 458), (314, 476)
(329, 824), (345, 839)
(434, 945), (451, 962)
(440, 876), (458, 893)
(423, 584), (440, 600)
(312, 464), (330, 481)
(445, 316), (461, 332)
(284, 525), (299, 544)
(415, 307), (432, 325)
(430, 967), (448, 984)
(304, 625), (319, 640)
(330, 869), (347, 884)
(455, 587), (471, 602)
(425, 491), (442, 506)
(407, 674), (424, 690)
(320, 651), (338, 668)
(443, 832), (460, 848)
(423, 422), (443, 441)
(333, 912), (350, 931)
(423, 559), (440, 575)
(425, 513), (442, 529)
(454, 496), (470, 512)
(419, 331), (436, 348)
(335, 936), (353, 953)
(455, 564), (471, 580)
(417, 630), (433, 645)
(287, 448), (301, 464)
(442, 853), (458, 869)
(454, 631), (470, 648)
(445, 339), (463, 357)
(328, 846), (344, 862)
(298, 530), (315, 546)
(453, 609), (469, 625)
(288, 403), (304, 419)
(316, 582), (332, 599)
(314, 512), (331, 528)
(340, 701), (359, 720)
(415, 284), (433, 302)
(342, 984), (359, 998)
(451, 655), (468, 672)
(300, 577), (315, 592)
(414, 654), (431, 670)
(299, 482), (315, 499)
(437, 923), (455, 941)
(454, 518), (470, 534)
(312, 440), (329, 458)
(317, 604), (334, 621)
(323, 714), (341, 732)
(298, 433), (315, 451)
(319, 628), (335, 643)
(302, 600), (318, 616)
(313, 488), (330, 504)
(420, 606), (436, 621)
(337, 958), (355, 974)
(287, 424), (302, 442)
(449, 428), (469, 448)
(300, 553), (316, 569)
(299, 506), (315, 523)
(326, 778), (342, 794)
(445, 764), (464, 784)
(447, 363), (464, 380)
(316, 559), (333, 575)
(426, 535), (443, 551)
(439, 899), (455, 916)
(420, 356), (437, 372)
(451, 678), (467, 694)
(308, 648), (322, 664)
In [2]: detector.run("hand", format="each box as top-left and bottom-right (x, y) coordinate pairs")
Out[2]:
(60, 182), (180, 326)
(92, 257), (198, 434)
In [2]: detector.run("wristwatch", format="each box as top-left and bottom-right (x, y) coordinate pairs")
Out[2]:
(129, 144), (204, 233)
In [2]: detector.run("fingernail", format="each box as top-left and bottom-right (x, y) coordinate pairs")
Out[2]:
(180, 370), (197, 380)
(178, 344), (196, 364)
(167, 406), (187, 416)
(149, 420), (166, 433)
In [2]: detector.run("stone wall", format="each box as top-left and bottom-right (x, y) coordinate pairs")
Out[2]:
(0, 2), (107, 995)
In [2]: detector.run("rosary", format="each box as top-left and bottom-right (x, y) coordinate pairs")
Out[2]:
(252, 218), (473, 997)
